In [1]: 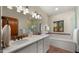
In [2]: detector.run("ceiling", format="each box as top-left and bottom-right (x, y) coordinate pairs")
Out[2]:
(40, 6), (74, 16)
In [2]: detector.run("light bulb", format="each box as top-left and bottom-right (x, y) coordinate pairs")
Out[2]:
(55, 8), (59, 11)
(23, 9), (29, 15)
(37, 15), (40, 19)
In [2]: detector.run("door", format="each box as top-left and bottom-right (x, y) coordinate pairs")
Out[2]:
(2, 16), (18, 40)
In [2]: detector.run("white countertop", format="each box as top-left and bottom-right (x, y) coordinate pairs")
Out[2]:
(3, 34), (49, 53)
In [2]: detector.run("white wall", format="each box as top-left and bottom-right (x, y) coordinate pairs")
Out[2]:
(49, 10), (75, 33)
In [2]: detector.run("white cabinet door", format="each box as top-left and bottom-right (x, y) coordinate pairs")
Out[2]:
(14, 42), (37, 53)
(37, 39), (44, 53)
(43, 37), (50, 53)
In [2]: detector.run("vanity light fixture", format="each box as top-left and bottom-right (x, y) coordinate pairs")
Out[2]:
(26, 6), (29, 11)
(23, 7), (26, 15)
(23, 6), (29, 15)
(35, 13), (39, 19)
(37, 14), (40, 19)
(37, 14), (42, 19)
(32, 11), (42, 19)
(7, 6), (13, 9)
(16, 6), (23, 13)
(7, 6), (42, 19)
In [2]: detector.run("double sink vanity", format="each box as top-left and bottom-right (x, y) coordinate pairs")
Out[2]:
(3, 32), (75, 53)
(3, 34), (49, 53)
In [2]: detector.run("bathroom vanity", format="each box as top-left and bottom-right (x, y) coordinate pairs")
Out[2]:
(3, 33), (75, 53)
(3, 34), (49, 53)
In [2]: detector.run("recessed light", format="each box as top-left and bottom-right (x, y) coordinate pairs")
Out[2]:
(55, 8), (59, 11)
